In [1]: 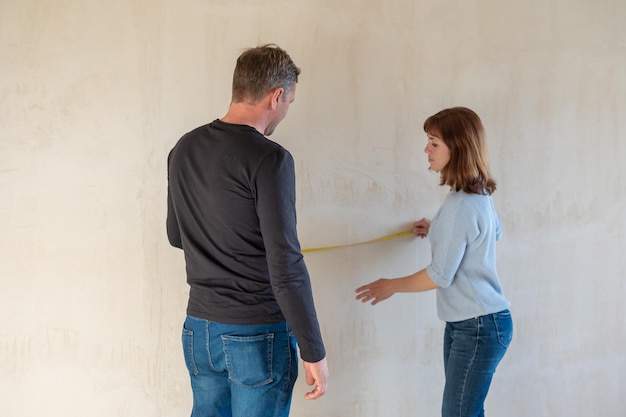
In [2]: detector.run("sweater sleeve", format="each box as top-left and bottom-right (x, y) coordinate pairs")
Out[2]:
(254, 149), (326, 362)
(426, 195), (479, 288)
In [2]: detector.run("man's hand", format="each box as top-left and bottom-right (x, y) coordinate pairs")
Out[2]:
(302, 357), (329, 400)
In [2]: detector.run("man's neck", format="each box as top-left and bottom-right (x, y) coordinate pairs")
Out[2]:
(221, 101), (270, 135)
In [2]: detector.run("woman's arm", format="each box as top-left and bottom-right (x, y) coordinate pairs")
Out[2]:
(355, 268), (439, 305)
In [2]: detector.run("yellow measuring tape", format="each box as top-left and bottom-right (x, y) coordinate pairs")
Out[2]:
(301, 229), (414, 253)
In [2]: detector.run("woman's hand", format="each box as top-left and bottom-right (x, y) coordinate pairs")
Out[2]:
(355, 279), (395, 305)
(413, 218), (431, 238)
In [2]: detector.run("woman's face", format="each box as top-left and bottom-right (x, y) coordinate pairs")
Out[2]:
(424, 132), (451, 172)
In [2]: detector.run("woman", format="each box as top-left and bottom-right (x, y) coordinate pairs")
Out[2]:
(355, 107), (512, 417)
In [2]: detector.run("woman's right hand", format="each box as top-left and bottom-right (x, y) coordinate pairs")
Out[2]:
(413, 218), (431, 238)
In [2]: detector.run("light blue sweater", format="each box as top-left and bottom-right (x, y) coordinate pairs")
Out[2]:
(426, 191), (510, 322)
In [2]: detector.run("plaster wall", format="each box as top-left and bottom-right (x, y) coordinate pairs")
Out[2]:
(1, 1), (625, 416)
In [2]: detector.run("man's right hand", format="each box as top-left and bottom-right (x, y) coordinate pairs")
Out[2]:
(302, 357), (329, 400)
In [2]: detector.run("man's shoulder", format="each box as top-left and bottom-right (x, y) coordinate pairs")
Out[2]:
(170, 123), (212, 150)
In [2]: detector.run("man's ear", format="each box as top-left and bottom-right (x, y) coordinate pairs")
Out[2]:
(270, 88), (284, 109)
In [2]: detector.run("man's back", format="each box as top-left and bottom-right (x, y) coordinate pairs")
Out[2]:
(167, 119), (325, 359)
(168, 118), (300, 315)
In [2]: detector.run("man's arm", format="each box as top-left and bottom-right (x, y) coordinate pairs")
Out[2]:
(166, 153), (183, 249)
(255, 149), (327, 361)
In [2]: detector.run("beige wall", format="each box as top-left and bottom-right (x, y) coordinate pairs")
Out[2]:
(1, 0), (625, 416)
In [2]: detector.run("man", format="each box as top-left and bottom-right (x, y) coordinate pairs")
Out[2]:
(167, 44), (328, 417)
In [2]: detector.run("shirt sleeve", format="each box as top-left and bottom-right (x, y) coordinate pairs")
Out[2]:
(254, 149), (326, 362)
(426, 196), (479, 288)
(166, 152), (183, 249)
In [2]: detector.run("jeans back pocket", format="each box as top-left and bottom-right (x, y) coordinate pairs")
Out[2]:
(221, 333), (274, 387)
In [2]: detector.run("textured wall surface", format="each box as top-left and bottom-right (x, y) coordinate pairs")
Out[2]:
(1, 1), (624, 416)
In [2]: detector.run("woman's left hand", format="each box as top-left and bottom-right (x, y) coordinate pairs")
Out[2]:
(355, 279), (395, 305)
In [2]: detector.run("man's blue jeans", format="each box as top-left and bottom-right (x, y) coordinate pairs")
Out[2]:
(442, 309), (513, 417)
(182, 316), (298, 417)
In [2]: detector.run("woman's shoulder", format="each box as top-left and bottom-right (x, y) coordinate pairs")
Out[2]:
(449, 190), (492, 203)
(445, 191), (494, 216)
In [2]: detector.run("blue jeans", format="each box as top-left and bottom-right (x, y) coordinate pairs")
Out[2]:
(442, 310), (513, 417)
(182, 316), (298, 417)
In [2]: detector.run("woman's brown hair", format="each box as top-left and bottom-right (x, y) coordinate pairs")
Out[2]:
(423, 107), (496, 195)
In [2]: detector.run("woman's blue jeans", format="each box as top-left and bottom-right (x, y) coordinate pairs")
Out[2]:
(182, 316), (298, 417)
(442, 309), (513, 417)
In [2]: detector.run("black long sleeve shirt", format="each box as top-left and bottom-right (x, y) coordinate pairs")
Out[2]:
(167, 119), (325, 362)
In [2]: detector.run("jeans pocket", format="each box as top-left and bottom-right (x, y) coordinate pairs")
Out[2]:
(494, 310), (513, 348)
(182, 326), (199, 375)
(221, 333), (274, 387)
